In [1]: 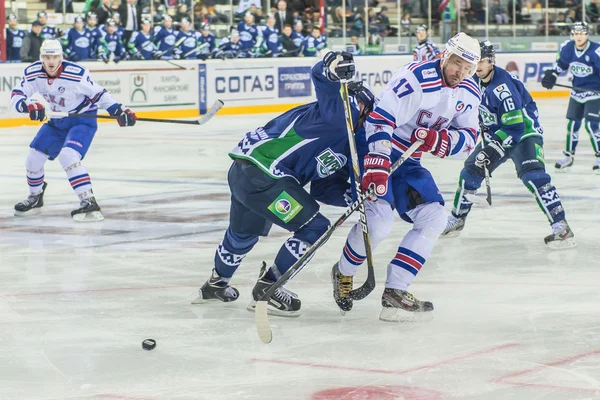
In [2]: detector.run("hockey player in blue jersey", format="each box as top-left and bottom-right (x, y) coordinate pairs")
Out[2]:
(176, 18), (202, 59)
(213, 29), (243, 59)
(302, 26), (327, 57)
(254, 14), (281, 57)
(542, 22), (600, 172)
(197, 24), (216, 60)
(192, 52), (376, 317)
(128, 19), (156, 60)
(331, 33), (481, 320)
(37, 11), (62, 40)
(6, 14), (25, 62)
(443, 41), (576, 249)
(62, 16), (94, 61)
(10, 40), (137, 221)
(85, 12), (102, 58)
(153, 15), (178, 60)
(237, 12), (259, 54)
(97, 19), (126, 63)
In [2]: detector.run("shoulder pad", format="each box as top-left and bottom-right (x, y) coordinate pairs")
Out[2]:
(63, 63), (85, 76)
(458, 77), (482, 100)
(25, 62), (43, 75)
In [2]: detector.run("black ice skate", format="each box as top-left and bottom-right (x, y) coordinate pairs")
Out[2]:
(192, 269), (239, 304)
(555, 151), (574, 170)
(14, 182), (48, 216)
(440, 214), (466, 238)
(71, 197), (104, 222)
(247, 262), (301, 317)
(593, 152), (600, 173)
(544, 220), (576, 250)
(379, 288), (434, 322)
(331, 262), (353, 314)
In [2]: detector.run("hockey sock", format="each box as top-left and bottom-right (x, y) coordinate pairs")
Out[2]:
(566, 119), (581, 153)
(58, 147), (94, 200)
(584, 120), (600, 153)
(337, 200), (394, 276)
(522, 171), (566, 225)
(214, 228), (259, 279)
(386, 203), (445, 291)
(25, 149), (48, 195)
(451, 174), (478, 218)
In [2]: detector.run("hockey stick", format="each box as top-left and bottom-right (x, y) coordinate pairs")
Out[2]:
(155, 35), (187, 58)
(339, 78), (376, 303)
(255, 140), (422, 344)
(48, 100), (224, 125)
(554, 83), (600, 95)
(465, 127), (492, 207)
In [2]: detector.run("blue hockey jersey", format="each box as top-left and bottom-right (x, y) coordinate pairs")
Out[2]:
(63, 28), (94, 61)
(229, 61), (362, 188)
(292, 31), (304, 49)
(98, 31), (125, 61)
(475, 66), (543, 147)
(198, 32), (216, 57)
(6, 28), (25, 61)
(153, 26), (178, 58)
(177, 29), (202, 59)
(129, 31), (155, 60)
(86, 25), (102, 57)
(41, 25), (59, 40)
(237, 21), (259, 50)
(555, 39), (600, 102)
(260, 26), (281, 55)
(302, 34), (327, 57)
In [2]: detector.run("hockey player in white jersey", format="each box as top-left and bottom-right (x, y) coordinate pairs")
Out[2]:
(331, 33), (481, 322)
(10, 40), (137, 221)
(412, 25), (441, 61)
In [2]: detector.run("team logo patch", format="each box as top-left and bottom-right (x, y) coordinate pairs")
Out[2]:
(58, 86), (65, 93)
(456, 101), (465, 112)
(570, 62), (593, 78)
(315, 148), (347, 178)
(64, 65), (82, 74)
(535, 143), (545, 164)
(493, 84), (511, 101)
(268, 191), (303, 223)
(421, 68), (438, 79)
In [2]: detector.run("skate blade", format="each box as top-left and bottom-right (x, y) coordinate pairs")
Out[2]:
(72, 211), (104, 222)
(246, 300), (301, 318)
(379, 307), (434, 323)
(191, 295), (237, 304)
(14, 208), (42, 217)
(464, 193), (491, 207)
(594, 168), (600, 175)
(440, 230), (461, 239)
(546, 237), (577, 250)
(554, 166), (572, 172)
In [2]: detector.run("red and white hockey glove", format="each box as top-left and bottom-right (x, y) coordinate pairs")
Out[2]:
(361, 152), (392, 198)
(24, 102), (46, 121)
(410, 127), (450, 158)
(108, 103), (138, 127)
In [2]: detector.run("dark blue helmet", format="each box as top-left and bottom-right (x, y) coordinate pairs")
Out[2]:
(480, 40), (495, 59)
(571, 21), (589, 35)
(348, 81), (374, 115)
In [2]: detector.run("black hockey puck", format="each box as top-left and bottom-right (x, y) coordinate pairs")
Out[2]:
(142, 339), (156, 351)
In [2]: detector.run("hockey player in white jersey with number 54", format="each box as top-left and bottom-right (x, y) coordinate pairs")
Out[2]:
(331, 33), (481, 322)
(10, 39), (137, 221)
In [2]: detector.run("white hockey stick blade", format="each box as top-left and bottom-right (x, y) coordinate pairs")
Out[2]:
(197, 100), (224, 125)
(464, 193), (491, 207)
(255, 301), (273, 344)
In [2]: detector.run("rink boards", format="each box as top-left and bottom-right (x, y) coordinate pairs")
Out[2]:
(0, 51), (570, 127)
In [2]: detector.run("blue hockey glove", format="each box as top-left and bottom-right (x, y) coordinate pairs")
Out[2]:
(475, 140), (505, 171)
(541, 69), (558, 89)
(323, 51), (354, 82)
(108, 103), (138, 127)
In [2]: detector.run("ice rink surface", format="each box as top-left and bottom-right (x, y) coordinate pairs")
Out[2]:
(1, 98), (600, 400)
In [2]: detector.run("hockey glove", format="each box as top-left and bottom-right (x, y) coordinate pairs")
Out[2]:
(475, 140), (505, 170)
(108, 103), (138, 127)
(411, 127), (450, 158)
(361, 152), (392, 198)
(541, 69), (558, 89)
(24, 102), (46, 121)
(98, 52), (109, 63)
(152, 50), (164, 60)
(323, 51), (355, 82)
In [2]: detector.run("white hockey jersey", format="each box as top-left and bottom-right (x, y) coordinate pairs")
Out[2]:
(366, 59), (480, 162)
(10, 60), (119, 118)
(412, 39), (441, 61)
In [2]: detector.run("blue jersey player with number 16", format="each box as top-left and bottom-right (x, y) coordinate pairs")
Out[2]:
(443, 40), (576, 250)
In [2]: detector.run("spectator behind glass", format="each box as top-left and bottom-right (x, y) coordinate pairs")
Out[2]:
(249, 4), (264, 24)
(175, 3), (191, 21)
(565, 8), (577, 23)
(21, 21), (44, 62)
(279, 24), (302, 56)
(589, 0), (600, 21)
(275, 0), (295, 32)
(491, 0), (509, 24)
(401, 11), (411, 35)
(94, 0), (114, 26)
(236, 0), (262, 19)
(376, 6), (396, 37)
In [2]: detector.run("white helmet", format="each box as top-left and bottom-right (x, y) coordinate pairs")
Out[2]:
(442, 32), (480, 74)
(40, 39), (63, 58)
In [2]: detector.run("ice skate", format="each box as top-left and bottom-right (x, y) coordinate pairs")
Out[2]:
(14, 182), (48, 216)
(71, 197), (104, 222)
(331, 262), (353, 315)
(379, 288), (434, 322)
(247, 262), (301, 317)
(593, 152), (600, 174)
(440, 214), (466, 238)
(192, 269), (239, 304)
(544, 220), (576, 250)
(554, 151), (574, 171)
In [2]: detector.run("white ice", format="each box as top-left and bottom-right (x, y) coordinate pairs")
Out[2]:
(1, 98), (600, 400)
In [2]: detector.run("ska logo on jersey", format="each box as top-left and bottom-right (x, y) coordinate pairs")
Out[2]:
(315, 148), (347, 178)
(570, 62), (593, 77)
(456, 101), (465, 112)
